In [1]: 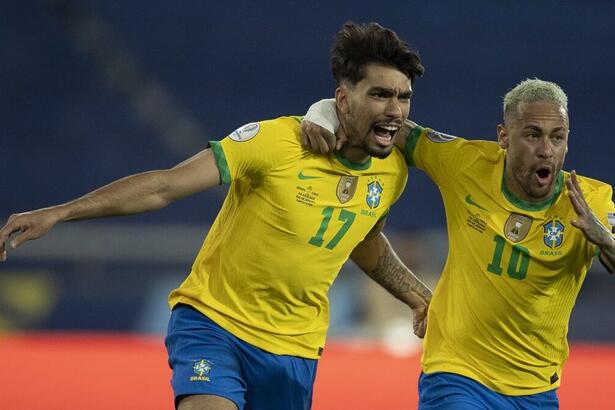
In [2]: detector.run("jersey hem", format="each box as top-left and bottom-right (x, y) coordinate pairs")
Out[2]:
(169, 297), (323, 360)
(422, 366), (561, 396)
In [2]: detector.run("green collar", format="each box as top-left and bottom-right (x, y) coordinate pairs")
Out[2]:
(334, 152), (372, 170)
(501, 169), (564, 211)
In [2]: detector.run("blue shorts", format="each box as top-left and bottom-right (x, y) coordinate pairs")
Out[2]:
(165, 304), (318, 410)
(418, 372), (559, 410)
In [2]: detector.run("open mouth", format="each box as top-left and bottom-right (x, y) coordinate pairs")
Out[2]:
(373, 124), (399, 145)
(535, 166), (553, 186)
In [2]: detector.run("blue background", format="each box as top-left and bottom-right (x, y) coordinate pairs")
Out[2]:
(1, 1), (614, 337)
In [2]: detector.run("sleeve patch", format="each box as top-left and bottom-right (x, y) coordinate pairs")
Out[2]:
(426, 130), (457, 143)
(229, 122), (260, 142)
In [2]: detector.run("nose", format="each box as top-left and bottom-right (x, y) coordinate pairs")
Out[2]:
(536, 137), (553, 158)
(385, 98), (403, 118)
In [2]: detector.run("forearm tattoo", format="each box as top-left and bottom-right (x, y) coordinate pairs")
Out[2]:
(368, 246), (431, 301)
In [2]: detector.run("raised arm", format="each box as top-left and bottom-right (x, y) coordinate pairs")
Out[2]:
(0, 148), (220, 261)
(566, 170), (615, 273)
(350, 218), (432, 338)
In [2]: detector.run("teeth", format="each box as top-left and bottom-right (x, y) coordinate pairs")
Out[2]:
(378, 125), (399, 131)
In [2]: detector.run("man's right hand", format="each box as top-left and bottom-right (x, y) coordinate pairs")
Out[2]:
(300, 121), (347, 154)
(301, 98), (345, 154)
(0, 208), (61, 261)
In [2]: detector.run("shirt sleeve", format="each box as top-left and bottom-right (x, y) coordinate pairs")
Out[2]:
(210, 117), (301, 184)
(404, 125), (473, 189)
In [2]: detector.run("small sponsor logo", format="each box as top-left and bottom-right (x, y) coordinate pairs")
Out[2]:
(298, 170), (321, 180)
(543, 218), (565, 249)
(229, 122), (260, 142)
(465, 194), (488, 212)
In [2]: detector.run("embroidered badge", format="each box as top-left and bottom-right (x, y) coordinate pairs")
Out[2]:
(504, 213), (533, 242)
(336, 176), (358, 203)
(366, 179), (383, 209)
(229, 122), (260, 142)
(426, 130), (457, 143)
(543, 218), (565, 249)
(190, 359), (213, 382)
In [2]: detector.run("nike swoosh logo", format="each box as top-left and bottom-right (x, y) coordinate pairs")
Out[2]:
(465, 194), (488, 211)
(298, 170), (321, 180)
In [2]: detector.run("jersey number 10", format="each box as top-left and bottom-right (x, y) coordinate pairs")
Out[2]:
(487, 234), (530, 280)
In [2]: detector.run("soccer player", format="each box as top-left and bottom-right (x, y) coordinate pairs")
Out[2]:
(0, 22), (432, 410)
(302, 78), (615, 409)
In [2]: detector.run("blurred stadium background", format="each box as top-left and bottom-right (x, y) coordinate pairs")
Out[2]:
(2, 1), (615, 408)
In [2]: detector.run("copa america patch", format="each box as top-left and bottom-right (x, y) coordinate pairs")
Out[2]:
(229, 122), (260, 142)
(426, 130), (457, 143)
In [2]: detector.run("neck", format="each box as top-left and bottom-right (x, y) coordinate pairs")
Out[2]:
(337, 113), (370, 164)
(338, 145), (370, 164)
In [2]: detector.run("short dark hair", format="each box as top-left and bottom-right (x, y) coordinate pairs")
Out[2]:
(331, 22), (424, 86)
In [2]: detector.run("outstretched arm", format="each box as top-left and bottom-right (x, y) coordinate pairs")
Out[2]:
(566, 170), (615, 273)
(0, 148), (220, 261)
(350, 218), (432, 338)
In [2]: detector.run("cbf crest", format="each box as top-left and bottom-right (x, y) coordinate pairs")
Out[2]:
(336, 176), (358, 204)
(543, 218), (565, 248)
(366, 178), (383, 209)
(190, 359), (213, 382)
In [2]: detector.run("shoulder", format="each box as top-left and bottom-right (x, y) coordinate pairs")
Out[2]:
(258, 116), (302, 139)
(414, 126), (502, 160)
(569, 172), (613, 201)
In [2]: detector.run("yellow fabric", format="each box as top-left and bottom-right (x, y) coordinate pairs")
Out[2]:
(406, 126), (615, 395)
(169, 116), (408, 358)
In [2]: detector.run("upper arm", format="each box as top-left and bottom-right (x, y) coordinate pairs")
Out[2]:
(161, 148), (221, 202)
(350, 216), (387, 268)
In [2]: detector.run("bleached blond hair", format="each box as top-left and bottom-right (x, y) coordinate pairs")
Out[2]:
(503, 78), (568, 121)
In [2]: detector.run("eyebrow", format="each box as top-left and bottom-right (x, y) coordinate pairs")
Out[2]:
(523, 125), (567, 133)
(370, 86), (413, 98)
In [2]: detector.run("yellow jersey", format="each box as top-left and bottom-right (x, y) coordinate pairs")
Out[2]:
(405, 126), (615, 395)
(169, 116), (408, 358)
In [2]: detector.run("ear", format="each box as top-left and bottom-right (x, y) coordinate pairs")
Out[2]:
(497, 123), (509, 149)
(335, 86), (350, 115)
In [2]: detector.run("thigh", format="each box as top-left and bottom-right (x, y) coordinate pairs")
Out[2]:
(418, 372), (509, 410)
(178, 394), (238, 410)
(166, 304), (247, 410)
(241, 345), (318, 410)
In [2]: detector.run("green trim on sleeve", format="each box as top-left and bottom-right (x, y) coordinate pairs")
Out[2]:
(209, 141), (231, 184)
(404, 126), (423, 167)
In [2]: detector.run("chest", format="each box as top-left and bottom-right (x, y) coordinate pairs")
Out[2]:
(253, 156), (403, 251)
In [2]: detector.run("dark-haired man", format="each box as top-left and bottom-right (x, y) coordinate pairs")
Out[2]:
(0, 22), (431, 410)
(303, 78), (615, 409)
